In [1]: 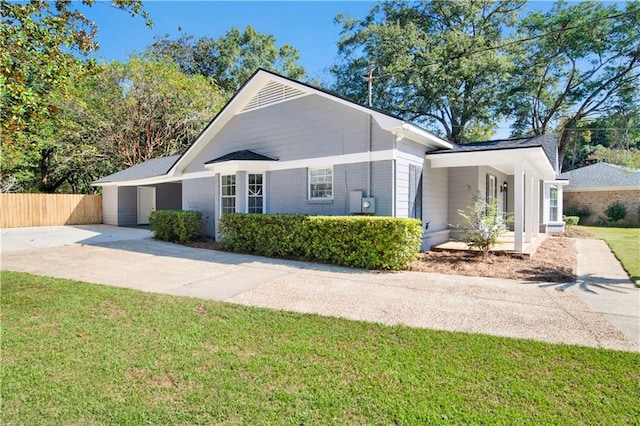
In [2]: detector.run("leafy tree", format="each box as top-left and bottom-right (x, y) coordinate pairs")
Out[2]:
(504, 0), (640, 167)
(563, 109), (640, 170)
(9, 56), (224, 193)
(148, 26), (305, 95)
(63, 56), (224, 169)
(1, 0), (150, 192)
(0, 0), (150, 135)
(331, 0), (525, 143)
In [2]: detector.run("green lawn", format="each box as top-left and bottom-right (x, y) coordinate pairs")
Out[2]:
(3, 271), (639, 424)
(576, 225), (640, 285)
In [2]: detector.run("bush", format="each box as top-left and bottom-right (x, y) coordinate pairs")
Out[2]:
(563, 216), (580, 226)
(218, 214), (423, 270)
(149, 210), (203, 243)
(455, 196), (512, 262)
(565, 204), (592, 220)
(605, 201), (627, 223)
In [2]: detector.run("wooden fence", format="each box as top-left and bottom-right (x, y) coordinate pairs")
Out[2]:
(0, 193), (102, 228)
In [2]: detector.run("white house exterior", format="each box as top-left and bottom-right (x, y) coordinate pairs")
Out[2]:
(94, 69), (566, 253)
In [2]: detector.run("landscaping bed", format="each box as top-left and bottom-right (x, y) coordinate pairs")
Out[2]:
(410, 236), (578, 282)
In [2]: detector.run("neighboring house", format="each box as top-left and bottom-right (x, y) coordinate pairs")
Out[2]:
(560, 162), (640, 226)
(93, 69), (566, 253)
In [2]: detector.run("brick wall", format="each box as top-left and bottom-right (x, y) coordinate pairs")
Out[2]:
(564, 189), (640, 226)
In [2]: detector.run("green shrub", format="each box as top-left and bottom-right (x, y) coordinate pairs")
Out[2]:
(565, 204), (592, 220)
(563, 216), (580, 226)
(149, 210), (203, 243)
(605, 201), (627, 223)
(219, 214), (422, 270)
(455, 196), (512, 262)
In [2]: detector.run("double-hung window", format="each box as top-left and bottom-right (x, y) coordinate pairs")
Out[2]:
(248, 173), (264, 213)
(309, 167), (333, 199)
(549, 186), (558, 222)
(220, 175), (236, 214)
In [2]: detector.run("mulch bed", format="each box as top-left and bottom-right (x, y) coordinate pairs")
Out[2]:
(187, 232), (585, 283)
(410, 236), (578, 282)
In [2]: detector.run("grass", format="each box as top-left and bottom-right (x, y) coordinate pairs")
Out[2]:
(3, 271), (639, 424)
(576, 225), (640, 285)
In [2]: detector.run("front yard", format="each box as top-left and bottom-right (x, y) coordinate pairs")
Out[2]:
(575, 225), (640, 285)
(3, 271), (639, 424)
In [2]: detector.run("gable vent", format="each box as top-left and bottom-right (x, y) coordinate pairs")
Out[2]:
(240, 80), (307, 113)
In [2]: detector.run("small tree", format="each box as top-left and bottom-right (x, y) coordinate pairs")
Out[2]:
(456, 195), (511, 262)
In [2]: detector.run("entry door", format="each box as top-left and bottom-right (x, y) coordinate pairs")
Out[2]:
(137, 186), (156, 225)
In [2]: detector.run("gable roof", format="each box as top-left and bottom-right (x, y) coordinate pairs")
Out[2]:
(167, 68), (453, 177)
(559, 162), (640, 190)
(93, 155), (180, 184)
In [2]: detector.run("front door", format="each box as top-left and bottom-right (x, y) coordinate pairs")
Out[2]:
(137, 186), (156, 225)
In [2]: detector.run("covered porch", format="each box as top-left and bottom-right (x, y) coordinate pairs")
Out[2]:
(431, 232), (549, 257)
(425, 135), (564, 254)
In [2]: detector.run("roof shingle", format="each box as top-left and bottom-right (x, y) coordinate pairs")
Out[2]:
(559, 162), (640, 189)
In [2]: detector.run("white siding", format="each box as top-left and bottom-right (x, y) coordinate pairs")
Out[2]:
(423, 162), (449, 232)
(184, 94), (394, 174)
(396, 139), (426, 219)
(102, 186), (118, 225)
(447, 166), (478, 229)
(183, 177), (216, 237)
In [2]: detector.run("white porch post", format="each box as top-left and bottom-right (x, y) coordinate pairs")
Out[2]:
(557, 184), (564, 222)
(532, 178), (540, 237)
(525, 172), (533, 244)
(514, 163), (524, 252)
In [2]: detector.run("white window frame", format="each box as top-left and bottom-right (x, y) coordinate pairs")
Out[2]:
(247, 173), (265, 214)
(549, 185), (558, 222)
(308, 167), (333, 200)
(220, 174), (236, 214)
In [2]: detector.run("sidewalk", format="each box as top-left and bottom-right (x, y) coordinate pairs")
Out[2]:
(567, 238), (640, 346)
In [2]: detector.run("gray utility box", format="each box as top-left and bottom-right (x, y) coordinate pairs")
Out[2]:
(349, 191), (376, 214)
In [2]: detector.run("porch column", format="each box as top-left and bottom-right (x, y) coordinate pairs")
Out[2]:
(532, 178), (540, 237)
(524, 171), (533, 244)
(514, 163), (524, 252)
(557, 184), (564, 222)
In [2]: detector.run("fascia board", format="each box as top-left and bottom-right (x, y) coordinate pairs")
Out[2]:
(427, 146), (556, 178)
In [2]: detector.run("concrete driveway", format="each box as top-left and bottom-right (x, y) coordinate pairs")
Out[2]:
(2, 225), (638, 352)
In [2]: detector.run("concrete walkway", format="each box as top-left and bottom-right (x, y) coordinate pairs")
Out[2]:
(566, 239), (640, 347)
(1, 226), (638, 352)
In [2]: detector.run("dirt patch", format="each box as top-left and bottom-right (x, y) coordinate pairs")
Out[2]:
(552, 227), (594, 239)
(410, 237), (577, 282)
(186, 238), (224, 250)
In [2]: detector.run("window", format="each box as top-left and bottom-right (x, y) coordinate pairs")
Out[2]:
(486, 174), (497, 205)
(221, 175), (236, 214)
(248, 173), (264, 214)
(409, 164), (422, 219)
(549, 186), (558, 222)
(309, 167), (333, 199)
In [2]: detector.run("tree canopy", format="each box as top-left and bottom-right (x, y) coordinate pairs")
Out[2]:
(504, 0), (640, 166)
(148, 26), (306, 95)
(332, 0), (526, 143)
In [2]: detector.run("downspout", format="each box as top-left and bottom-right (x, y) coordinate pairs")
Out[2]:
(367, 115), (372, 197)
(392, 133), (397, 217)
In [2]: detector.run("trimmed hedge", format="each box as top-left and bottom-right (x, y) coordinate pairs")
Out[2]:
(149, 210), (203, 243)
(218, 214), (423, 270)
(563, 215), (580, 226)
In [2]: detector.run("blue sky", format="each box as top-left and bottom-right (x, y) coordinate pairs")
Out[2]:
(82, 1), (617, 138)
(84, 1), (377, 83)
